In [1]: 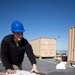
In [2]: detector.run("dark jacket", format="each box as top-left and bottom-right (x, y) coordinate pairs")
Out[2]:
(1, 34), (36, 70)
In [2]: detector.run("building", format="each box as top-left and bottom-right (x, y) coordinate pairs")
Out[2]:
(68, 26), (75, 65)
(29, 37), (56, 59)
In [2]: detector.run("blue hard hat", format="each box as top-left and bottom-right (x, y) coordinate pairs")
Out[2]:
(11, 20), (25, 32)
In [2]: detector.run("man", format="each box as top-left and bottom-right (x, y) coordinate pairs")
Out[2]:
(1, 21), (39, 74)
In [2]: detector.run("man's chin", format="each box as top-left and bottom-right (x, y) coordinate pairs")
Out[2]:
(17, 38), (21, 41)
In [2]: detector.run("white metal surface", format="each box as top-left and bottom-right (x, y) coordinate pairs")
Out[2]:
(56, 62), (67, 69)
(6, 70), (36, 75)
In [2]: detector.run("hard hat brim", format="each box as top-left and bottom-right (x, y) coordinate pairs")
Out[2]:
(12, 29), (25, 32)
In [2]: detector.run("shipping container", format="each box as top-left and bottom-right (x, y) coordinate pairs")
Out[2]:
(68, 26), (75, 65)
(29, 37), (56, 59)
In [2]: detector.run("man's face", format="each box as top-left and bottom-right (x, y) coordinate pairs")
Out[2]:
(12, 32), (23, 41)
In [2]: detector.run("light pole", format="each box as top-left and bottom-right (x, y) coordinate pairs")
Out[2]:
(58, 36), (60, 54)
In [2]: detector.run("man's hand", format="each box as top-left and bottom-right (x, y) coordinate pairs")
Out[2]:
(30, 64), (39, 73)
(7, 69), (16, 74)
(0, 72), (6, 75)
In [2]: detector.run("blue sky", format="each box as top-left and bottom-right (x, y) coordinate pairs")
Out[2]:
(0, 0), (75, 51)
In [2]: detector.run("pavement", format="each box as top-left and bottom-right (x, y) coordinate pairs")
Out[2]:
(0, 56), (75, 75)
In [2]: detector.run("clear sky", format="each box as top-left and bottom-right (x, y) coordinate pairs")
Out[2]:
(0, 0), (75, 51)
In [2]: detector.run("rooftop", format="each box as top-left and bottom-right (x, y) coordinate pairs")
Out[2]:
(0, 56), (75, 75)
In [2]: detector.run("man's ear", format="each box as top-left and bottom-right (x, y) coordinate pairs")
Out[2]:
(12, 31), (14, 35)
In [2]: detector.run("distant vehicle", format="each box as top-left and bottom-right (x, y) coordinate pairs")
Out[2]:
(62, 53), (67, 55)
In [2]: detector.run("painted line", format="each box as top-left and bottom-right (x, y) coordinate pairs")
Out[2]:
(41, 59), (73, 68)
(0, 61), (2, 63)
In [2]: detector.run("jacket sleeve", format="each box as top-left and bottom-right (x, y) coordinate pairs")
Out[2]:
(25, 43), (37, 65)
(1, 38), (13, 70)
